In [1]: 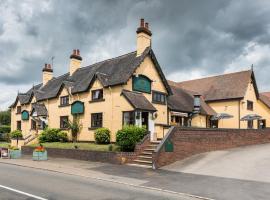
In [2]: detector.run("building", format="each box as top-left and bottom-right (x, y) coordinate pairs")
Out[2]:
(10, 19), (172, 142)
(168, 70), (270, 129)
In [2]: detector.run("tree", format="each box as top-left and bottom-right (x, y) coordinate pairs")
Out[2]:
(10, 130), (23, 147)
(0, 110), (11, 126)
(67, 115), (82, 142)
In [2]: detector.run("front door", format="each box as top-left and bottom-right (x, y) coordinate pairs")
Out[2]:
(141, 112), (149, 130)
(258, 119), (266, 129)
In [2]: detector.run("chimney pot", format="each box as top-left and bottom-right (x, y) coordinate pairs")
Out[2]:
(140, 18), (144, 27)
(73, 49), (76, 55)
(77, 49), (80, 56)
(145, 22), (149, 29)
(47, 64), (51, 69)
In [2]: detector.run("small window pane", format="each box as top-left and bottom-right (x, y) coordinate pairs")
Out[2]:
(91, 113), (103, 128)
(60, 116), (69, 129)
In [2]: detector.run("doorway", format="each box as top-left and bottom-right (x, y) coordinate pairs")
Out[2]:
(141, 112), (149, 130)
(258, 119), (266, 129)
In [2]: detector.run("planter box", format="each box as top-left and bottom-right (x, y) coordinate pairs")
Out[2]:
(9, 150), (21, 159)
(32, 151), (48, 161)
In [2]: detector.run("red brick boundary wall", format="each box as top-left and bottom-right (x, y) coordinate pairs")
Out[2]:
(153, 127), (270, 168)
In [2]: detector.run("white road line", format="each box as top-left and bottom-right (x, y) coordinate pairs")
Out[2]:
(0, 184), (48, 200)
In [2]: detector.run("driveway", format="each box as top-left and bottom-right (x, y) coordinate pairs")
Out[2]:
(162, 143), (270, 183)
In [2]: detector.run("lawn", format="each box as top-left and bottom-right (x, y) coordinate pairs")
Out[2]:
(0, 142), (10, 148)
(29, 142), (120, 152)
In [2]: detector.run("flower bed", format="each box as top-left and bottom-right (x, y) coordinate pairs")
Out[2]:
(32, 145), (48, 161)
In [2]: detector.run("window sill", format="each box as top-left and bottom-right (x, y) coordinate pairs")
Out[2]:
(152, 101), (166, 105)
(88, 127), (102, 130)
(58, 104), (70, 108)
(89, 99), (105, 103)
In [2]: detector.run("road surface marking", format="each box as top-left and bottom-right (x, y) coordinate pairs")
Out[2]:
(0, 184), (48, 200)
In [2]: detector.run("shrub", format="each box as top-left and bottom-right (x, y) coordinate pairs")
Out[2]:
(10, 130), (23, 139)
(0, 125), (11, 133)
(39, 128), (68, 143)
(116, 125), (147, 152)
(94, 128), (110, 144)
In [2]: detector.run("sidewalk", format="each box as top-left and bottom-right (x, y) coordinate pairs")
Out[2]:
(0, 156), (210, 200)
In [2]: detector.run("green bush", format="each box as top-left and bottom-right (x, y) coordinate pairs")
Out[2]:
(116, 125), (147, 152)
(39, 128), (68, 143)
(0, 125), (11, 133)
(10, 130), (23, 139)
(94, 128), (110, 144)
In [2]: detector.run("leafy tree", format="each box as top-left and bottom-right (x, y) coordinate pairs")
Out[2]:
(0, 110), (11, 125)
(10, 130), (23, 147)
(67, 115), (82, 142)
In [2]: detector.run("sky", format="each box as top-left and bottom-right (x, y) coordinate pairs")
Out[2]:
(0, 0), (270, 110)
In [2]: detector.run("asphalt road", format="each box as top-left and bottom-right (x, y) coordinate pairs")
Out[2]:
(0, 163), (195, 200)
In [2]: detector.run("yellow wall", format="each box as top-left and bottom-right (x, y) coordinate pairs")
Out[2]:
(11, 55), (169, 142)
(191, 115), (207, 128)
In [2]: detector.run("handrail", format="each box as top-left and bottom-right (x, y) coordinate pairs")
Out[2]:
(154, 126), (175, 153)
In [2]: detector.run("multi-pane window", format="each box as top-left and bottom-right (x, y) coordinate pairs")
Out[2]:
(17, 121), (21, 130)
(31, 120), (37, 130)
(91, 89), (103, 101)
(152, 91), (166, 104)
(123, 111), (135, 126)
(60, 96), (69, 106)
(247, 100), (253, 111)
(91, 113), (103, 128)
(60, 116), (69, 129)
(17, 106), (21, 114)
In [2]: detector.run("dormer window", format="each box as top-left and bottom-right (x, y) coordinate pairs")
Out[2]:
(17, 106), (21, 114)
(91, 89), (103, 101)
(60, 96), (69, 106)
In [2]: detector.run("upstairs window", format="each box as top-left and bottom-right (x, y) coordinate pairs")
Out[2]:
(91, 89), (103, 101)
(91, 113), (103, 128)
(132, 75), (151, 93)
(60, 116), (69, 129)
(247, 100), (253, 111)
(152, 91), (166, 104)
(60, 96), (69, 106)
(17, 106), (21, 114)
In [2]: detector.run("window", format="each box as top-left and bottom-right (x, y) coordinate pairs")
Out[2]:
(17, 106), (21, 114)
(60, 96), (69, 106)
(91, 89), (103, 101)
(152, 91), (166, 104)
(132, 75), (151, 93)
(123, 111), (135, 126)
(60, 116), (69, 129)
(91, 113), (103, 128)
(248, 120), (253, 129)
(17, 121), (21, 130)
(31, 120), (36, 130)
(247, 100), (253, 111)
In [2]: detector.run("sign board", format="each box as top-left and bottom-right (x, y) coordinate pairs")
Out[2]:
(1, 148), (9, 159)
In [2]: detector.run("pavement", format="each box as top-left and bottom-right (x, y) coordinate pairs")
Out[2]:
(1, 143), (270, 200)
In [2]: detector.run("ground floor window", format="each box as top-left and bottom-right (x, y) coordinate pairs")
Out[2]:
(123, 111), (135, 126)
(60, 116), (69, 129)
(31, 120), (36, 130)
(16, 121), (21, 130)
(248, 120), (253, 129)
(171, 116), (189, 127)
(91, 113), (103, 128)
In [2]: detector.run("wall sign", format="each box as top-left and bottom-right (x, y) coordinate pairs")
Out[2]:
(21, 110), (29, 120)
(71, 101), (84, 115)
(132, 75), (151, 93)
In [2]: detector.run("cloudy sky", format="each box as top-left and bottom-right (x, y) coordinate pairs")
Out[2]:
(0, 0), (270, 110)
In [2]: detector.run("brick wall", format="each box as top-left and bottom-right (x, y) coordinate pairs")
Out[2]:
(153, 127), (270, 168)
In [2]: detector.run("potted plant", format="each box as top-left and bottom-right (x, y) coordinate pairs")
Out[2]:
(32, 144), (47, 161)
(9, 145), (22, 159)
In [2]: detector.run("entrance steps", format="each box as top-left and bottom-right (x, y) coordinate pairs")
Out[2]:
(128, 140), (160, 168)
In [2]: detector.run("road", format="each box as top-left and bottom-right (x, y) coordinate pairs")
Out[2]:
(0, 163), (195, 200)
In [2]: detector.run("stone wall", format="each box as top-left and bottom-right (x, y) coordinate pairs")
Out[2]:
(153, 127), (270, 168)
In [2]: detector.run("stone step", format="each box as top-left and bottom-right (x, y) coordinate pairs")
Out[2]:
(144, 148), (156, 151)
(138, 155), (152, 159)
(133, 159), (153, 165)
(127, 163), (152, 168)
(141, 152), (153, 155)
(151, 141), (161, 144)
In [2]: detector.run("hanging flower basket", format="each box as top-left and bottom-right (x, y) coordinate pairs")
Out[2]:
(32, 145), (48, 161)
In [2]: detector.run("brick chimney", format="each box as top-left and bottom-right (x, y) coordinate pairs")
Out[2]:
(42, 63), (53, 85)
(69, 49), (82, 75)
(136, 18), (152, 56)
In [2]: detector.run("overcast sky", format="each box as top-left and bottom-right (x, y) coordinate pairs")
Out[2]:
(0, 0), (270, 110)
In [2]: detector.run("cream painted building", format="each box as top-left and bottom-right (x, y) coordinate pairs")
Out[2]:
(168, 70), (270, 129)
(10, 19), (172, 143)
